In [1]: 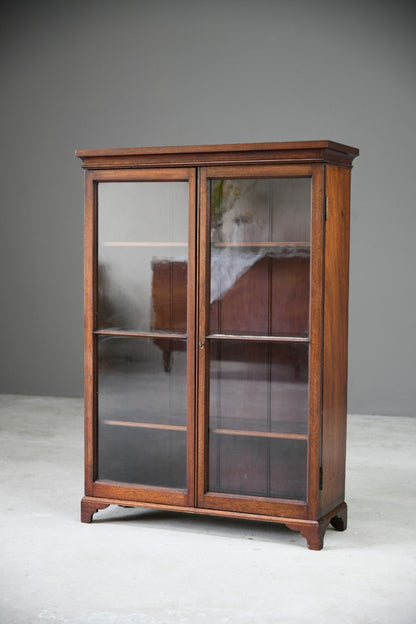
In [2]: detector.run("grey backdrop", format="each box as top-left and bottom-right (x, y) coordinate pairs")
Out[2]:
(1, 0), (415, 415)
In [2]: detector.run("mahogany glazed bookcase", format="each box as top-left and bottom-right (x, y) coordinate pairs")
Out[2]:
(77, 141), (358, 549)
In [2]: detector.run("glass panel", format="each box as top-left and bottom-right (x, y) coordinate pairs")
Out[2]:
(208, 340), (308, 501)
(209, 436), (307, 500)
(98, 182), (189, 332)
(97, 336), (187, 488)
(210, 178), (311, 337)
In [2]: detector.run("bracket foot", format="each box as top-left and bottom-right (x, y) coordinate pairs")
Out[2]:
(81, 497), (110, 523)
(285, 503), (348, 550)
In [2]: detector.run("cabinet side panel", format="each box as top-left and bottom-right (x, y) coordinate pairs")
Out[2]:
(84, 172), (97, 494)
(320, 165), (351, 515)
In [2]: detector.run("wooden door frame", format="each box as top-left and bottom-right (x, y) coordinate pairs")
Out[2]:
(84, 167), (197, 508)
(195, 163), (324, 521)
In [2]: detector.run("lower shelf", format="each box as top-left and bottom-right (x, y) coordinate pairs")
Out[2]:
(103, 418), (306, 440)
(98, 420), (307, 499)
(80, 496), (348, 551)
(211, 428), (306, 440)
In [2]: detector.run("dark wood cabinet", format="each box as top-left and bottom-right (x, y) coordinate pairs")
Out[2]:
(77, 141), (358, 549)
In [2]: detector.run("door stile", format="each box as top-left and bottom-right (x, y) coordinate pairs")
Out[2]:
(186, 168), (197, 507)
(307, 164), (325, 519)
(196, 167), (210, 506)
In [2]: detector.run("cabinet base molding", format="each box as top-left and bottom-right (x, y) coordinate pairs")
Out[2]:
(80, 496), (347, 550)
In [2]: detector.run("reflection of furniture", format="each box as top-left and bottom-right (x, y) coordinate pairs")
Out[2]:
(151, 253), (310, 374)
(151, 259), (187, 372)
(78, 140), (359, 550)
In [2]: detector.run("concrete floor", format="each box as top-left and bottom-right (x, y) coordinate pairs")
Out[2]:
(0, 394), (415, 624)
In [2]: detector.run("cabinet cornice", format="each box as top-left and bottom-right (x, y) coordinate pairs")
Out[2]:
(76, 140), (359, 170)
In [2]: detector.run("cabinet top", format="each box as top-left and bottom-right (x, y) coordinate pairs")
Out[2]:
(76, 140), (359, 170)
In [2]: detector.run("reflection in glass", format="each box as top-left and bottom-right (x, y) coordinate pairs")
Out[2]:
(98, 181), (189, 332)
(209, 178), (311, 337)
(208, 340), (308, 500)
(97, 336), (187, 488)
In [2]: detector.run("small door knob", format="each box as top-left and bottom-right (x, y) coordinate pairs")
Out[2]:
(199, 341), (205, 349)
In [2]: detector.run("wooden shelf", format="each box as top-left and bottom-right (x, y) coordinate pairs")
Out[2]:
(103, 420), (305, 439)
(212, 241), (310, 248)
(101, 242), (188, 247)
(207, 333), (309, 343)
(95, 329), (187, 340)
(100, 242), (310, 250)
(212, 428), (307, 440)
(104, 420), (186, 432)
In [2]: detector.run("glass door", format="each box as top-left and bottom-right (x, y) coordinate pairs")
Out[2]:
(87, 168), (196, 506)
(197, 165), (315, 514)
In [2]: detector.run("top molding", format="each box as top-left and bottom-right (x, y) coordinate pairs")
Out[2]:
(76, 140), (359, 170)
